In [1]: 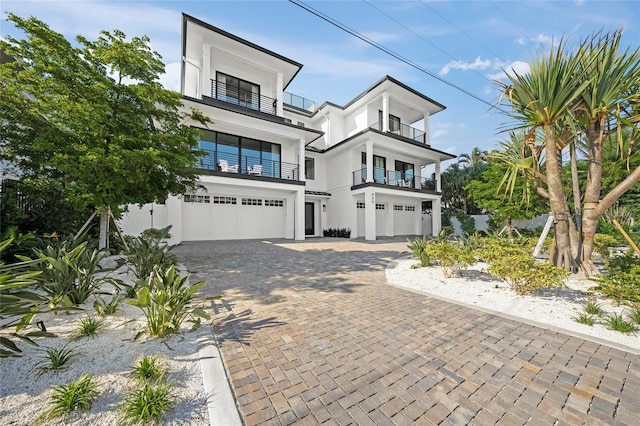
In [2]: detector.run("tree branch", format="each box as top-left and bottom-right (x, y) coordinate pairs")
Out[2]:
(594, 165), (640, 217)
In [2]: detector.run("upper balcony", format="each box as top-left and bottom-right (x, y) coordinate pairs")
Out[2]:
(283, 92), (317, 113)
(369, 121), (428, 145)
(198, 149), (300, 182)
(352, 169), (437, 192)
(210, 79), (278, 116)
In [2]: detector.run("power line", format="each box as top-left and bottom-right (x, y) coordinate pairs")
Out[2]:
(288, 0), (504, 113)
(364, 0), (494, 84)
(418, 0), (503, 59)
(490, 0), (534, 45)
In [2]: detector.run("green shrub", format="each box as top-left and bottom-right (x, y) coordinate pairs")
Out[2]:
(71, 316), (103, 340)
(593, 234), (619, 259)
(322, 228), (351, 238)
(122, 381), (175, 425)
(407, 236), (430, 267)
(453, 210), (475, 235)
(126, 226), (178, 280)
(592, 272), (640, 306)
(131, 355), (165, 383)
(574, 313), (596, 326)
(604, 313), (637, 334)
(605, 252), (640, 274)
(424, 240), (476, 278)
(38, 373), (99, 422)
(127, 265), (209, 339)
(486, 253), (569, 295)
(584, 300), (604, 316)
(94, 294), (122, 316)
(33, 344), (79, 377)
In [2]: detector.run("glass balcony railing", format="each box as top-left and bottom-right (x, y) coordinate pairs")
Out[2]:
(369, 121), (428, 145)
(352, 168), (437, 191)
(198, 149), (299, 181)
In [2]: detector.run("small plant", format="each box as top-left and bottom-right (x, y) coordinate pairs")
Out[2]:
(592, 271), (640, 306)
(584, 300), (604, 316)
(122, 381), (175, 425)
(71, 316), (103, 340)
(322, 228), (351, 238)
(604, 313), (637, 334)
(593, 233), (619, 259)
(574, 313), (596, 326)
(94, 295), (122, 316)
(126, 226), (178, 280)
(33, 344), (79, 377)
(131, 355), (165, 383)
(628, 307), (640, 325)
(127, 265), (209, 339)
(38, 373), (99, 421)
(424, 240), (476, 278)
(407, 236), (430, 267)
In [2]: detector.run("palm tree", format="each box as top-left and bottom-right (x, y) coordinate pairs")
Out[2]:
(497, 38), (589, 270)
(458, 147), (489, 167)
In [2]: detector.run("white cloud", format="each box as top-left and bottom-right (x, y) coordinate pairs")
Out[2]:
(487, 61), (530, 81)
(433, 129), (448, 138)
(439, 56), (492, 75)
(517, 33), (553, 46)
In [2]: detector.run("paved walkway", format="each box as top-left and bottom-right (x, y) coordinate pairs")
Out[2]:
(176, 239), (639, 425)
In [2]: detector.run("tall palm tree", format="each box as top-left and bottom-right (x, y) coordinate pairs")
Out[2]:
(458, 147), (489, 167)
(497, 38), (590, 270)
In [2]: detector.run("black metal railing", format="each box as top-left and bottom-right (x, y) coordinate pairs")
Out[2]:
(369, 121), (428, 144)
(211, 79), (277, 116)
(283, 91), (316, 112)
(198, 149), (299, 181)
(352, 168), (437, 191)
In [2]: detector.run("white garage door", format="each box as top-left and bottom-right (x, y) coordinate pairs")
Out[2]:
(182, 194), (285, 241)
(394, 204), (416, 235)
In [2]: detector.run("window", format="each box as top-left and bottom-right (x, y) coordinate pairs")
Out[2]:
(378, 110), (401, 133)
(184, 194), (210, 203)
(394, 205), (403, 211)
(376, 203), (385, 210)
(395, 160), (415, 188)
(361, 153), (387, 184)
(242, 198), (262, 206)
(216, 72), (259, 110)
(305, 157), (315, 180)
(405, 206), (416, 212)
(356, 202), (366, 209)
(213, 196), (236, 204)
(265, 199), (284, 207)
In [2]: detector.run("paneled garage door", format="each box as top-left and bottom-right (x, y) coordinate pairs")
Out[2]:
(394, 204), (417, 235)
(182, 194), (286, 241)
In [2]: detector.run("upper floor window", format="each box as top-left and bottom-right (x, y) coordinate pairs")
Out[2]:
(305, 157), (315, 180)
(378, 110), (401, 133)
(216, 72), (260, 111)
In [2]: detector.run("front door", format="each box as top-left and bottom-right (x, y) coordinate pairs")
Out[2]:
(305, 202), (314, 235)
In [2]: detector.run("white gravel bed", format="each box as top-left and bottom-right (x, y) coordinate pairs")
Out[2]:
(0, 263), (209, 426)
(386, 257), (640, 353)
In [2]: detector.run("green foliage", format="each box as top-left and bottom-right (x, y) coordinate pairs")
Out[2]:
(423, 240), (476, 278)
(33, 344), (79, 378)
(475, 236), (569, 294)
(574, 313), (596, 326)
(604, 313), (637, 334)
(121, 381), (175, 425)
(0, 14), (211, 236)
(39, 374), (99, 422)
(592, 271), (640, 305)
(126, 226), (178, 280)
(593, 234), (620, 259)
(71, 316), (103, 340)
(0, 228), (41, 264)
(127, 265), (209, 339)
(94, 295), (122, 316)
(605, 251), (640, 274)
(131, 355), (165, 383)
(628, 307), (640, 325)
(322, 228), (351, 238)
(584, 300), (604, 316)
(27, 242), (110, 307)
(407, 236), (431, 267)
(453, 210), (476, 236)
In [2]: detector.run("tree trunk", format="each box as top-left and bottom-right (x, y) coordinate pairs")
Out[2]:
(570, 143), (582, 264)
(544, 124), (575, 270)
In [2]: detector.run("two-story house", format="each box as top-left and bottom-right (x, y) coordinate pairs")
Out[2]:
(119, 14), (455, 242)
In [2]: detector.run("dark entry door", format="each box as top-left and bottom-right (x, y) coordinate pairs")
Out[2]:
(305, 202), (314, 235)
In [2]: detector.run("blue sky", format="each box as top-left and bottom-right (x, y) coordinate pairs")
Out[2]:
(2, 0), (638, 160)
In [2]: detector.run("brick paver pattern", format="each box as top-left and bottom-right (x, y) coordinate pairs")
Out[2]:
(176, 239), (640, 425)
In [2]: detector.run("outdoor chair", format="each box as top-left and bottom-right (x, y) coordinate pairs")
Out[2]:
(248, 164), (263, 176)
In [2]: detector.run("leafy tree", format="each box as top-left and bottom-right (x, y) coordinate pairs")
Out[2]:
(0, 14), (210, 248)
(441, 160), (487, 214)
(497, 30), (640, 272)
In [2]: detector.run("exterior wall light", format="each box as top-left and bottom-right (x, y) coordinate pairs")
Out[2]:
(322, 204), (326, 212)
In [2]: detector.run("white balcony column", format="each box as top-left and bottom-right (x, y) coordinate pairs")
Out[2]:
(382, 93), (389, 132)
(432, 198), (442, 237)
(276, 72), (284, 116)
(365, 188), (376, 241)
(201, 44), (211, 99)
(295, 188), (305, 240)
(365, 142), (374, 183)
(298, 138), (306, 182)
(435, 160), (441, 192)
(423, 112), (430, 145)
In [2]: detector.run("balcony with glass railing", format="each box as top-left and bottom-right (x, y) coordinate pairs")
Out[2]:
(369, 121), (428, 145)
(283, 92), (317, 113)
(198, 149), (300, 181)
(352, 168), (437, 191)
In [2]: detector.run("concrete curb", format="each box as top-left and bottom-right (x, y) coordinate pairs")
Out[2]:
(197, 325), (243, 426)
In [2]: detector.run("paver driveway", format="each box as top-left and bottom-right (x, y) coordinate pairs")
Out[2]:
(175, 239), (639, 425)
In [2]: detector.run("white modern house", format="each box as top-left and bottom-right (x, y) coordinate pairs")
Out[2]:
(120, 14), (455, 242)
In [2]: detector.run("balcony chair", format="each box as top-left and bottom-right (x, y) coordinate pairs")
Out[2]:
(248, 164), (263, 176)
(219, 159), (238, 173)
